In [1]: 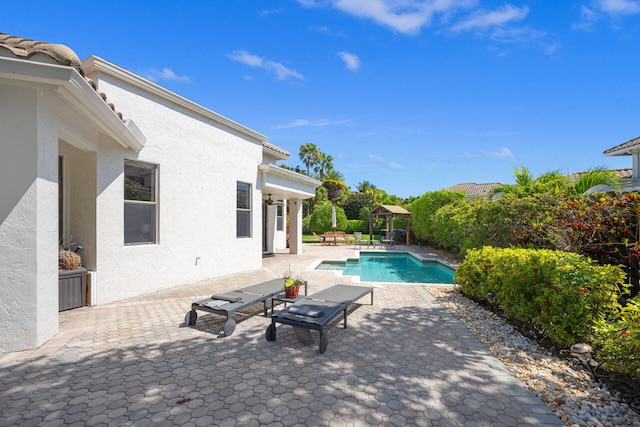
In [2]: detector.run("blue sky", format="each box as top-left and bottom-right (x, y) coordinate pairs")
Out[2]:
(3, 1), (640, 198)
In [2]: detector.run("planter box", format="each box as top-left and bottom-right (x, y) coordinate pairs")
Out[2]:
(59, 268), (87, 311)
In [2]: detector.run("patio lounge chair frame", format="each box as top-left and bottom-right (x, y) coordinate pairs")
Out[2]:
(266, 284), (374, 354)
(186, 278), (300, 336)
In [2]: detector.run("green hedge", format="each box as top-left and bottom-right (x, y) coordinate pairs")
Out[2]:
(455, 246), (640, 377)
(455, 247), (627, 345)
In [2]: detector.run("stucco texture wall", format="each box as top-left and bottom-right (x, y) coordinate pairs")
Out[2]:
(89, 75), (264, 304)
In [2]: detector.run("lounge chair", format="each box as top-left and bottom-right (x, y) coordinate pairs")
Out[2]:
(265, 284), (374, 354)
(186, 278), (287, 336)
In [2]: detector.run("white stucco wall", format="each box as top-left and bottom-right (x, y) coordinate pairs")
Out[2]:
(87, 72), (264, 304)
(0, 84), (59, 352)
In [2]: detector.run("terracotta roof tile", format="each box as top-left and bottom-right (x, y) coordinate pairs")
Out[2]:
(0, 33), (83, 74)
(444, 182), (501, 198)
(0, 32), (125, 121)
(567, 168), (632, 180)
(604, 136), (640, 155)
(262, 141), (289, 157)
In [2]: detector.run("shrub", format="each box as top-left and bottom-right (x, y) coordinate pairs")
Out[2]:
(309, 203), (347, 233)
(410, 190), (465, 245)
(345, 219), (367, 233)
(455, 247), (627, 346)
(592, 296), (640, 378)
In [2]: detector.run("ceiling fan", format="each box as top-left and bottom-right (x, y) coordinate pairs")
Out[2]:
(263, 194), (284, 206)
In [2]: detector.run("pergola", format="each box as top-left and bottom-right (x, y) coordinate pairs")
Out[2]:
(368, 205), (412, 245)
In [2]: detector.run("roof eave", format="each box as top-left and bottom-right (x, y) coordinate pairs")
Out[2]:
(82, 56), (267, 144)
(0, 56), (145, 151)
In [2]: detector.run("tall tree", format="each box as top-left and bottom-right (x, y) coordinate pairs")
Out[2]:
(299, 143), (320, 176)
(356, 181), (376, 193)
(314, 153), (334, 179)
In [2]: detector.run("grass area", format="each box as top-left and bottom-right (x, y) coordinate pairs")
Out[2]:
(301, 233), (380, 243)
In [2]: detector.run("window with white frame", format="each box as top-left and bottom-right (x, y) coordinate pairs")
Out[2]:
(237, 182), (251, 237)
(124, 160), (158, 244)
(276, 203), (284, 231)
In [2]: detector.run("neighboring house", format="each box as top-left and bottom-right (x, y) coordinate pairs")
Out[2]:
(0, 33), (320, 352)
(443, 182), (501, 200)
(567, 168), (633, 192)
(604, 136), (640, 190)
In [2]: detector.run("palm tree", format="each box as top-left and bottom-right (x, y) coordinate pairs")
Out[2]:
(314, 153), (334, 179)
(299, 143), (320, 176)
(323, 170), (347, 202)
(356, 181), (375, 193)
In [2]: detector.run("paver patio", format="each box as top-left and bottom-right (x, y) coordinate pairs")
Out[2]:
(0, 244), (564, 426)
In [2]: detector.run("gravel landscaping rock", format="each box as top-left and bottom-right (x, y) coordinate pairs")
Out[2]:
(425, 285), (640, 427)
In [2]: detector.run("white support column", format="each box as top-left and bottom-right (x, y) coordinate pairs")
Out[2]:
(0, 85), (59, 352)
(288, 198), (303, 254)
(631, 152), (640, 189)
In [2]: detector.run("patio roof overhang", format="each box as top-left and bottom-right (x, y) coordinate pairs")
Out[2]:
(259, 163), (321, 201)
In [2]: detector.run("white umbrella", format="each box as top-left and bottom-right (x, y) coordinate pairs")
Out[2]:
(331, 205), (337, 231)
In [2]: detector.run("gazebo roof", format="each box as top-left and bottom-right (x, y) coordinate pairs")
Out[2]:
(369, 205), (411, 216)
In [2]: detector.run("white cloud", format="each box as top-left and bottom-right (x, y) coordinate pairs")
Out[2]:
(227, 50), (303, 81)
(272, 118), (352, 129)
(272, 119), (311, 129)
(338, 51), (361, 71)
(297, 0), (323, 7)
(488, 26), (546, 45)
(596, 0), (640, 14)
(572, 1), (640, 30)
(331, 0), (476, 35)
(475, 147), (516, 162)
(450, 5), (529, 32)
(368, 154), (403, 168)
(145, 67), (191, 83)
(544, 42), (562, 55)
(260, 8), (284, 16)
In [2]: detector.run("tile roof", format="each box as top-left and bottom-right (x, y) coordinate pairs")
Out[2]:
(604, 136), (640, 155)
(0, 32), (126, 121)
(444, 182), (501, 198)
(0, 32), (83, 73)
(567, 168), (633, 180)
(0, 32), (287, 156)
(262, 141), (289, 157)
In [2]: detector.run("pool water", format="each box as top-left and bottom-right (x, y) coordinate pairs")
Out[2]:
(316, 252), (456, 284)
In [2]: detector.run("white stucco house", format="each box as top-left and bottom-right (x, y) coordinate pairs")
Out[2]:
(0, 33), (320, 353)
(604, 136), (640, 190)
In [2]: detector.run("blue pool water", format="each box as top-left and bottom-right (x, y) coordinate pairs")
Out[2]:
(315, 252), (456, 284)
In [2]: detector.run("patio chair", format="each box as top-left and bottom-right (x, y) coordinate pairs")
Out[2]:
(266, 284), (374, 354)
(186, 278), (286, 336)
(381, 231), (395, 247)
(323, 231), (336, 245)
(335, 231), (347, 245)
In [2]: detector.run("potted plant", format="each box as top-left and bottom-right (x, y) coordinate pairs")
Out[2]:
(59, 245), (87, 311)
(283, 267), (305, 299)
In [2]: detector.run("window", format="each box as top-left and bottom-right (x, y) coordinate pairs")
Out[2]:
(276, 204), (284, 231)
(124, 160), (158, 244)
(237, 182), (251, 237)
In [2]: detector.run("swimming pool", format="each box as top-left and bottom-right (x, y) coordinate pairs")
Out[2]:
(315, 252), (456, 284)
